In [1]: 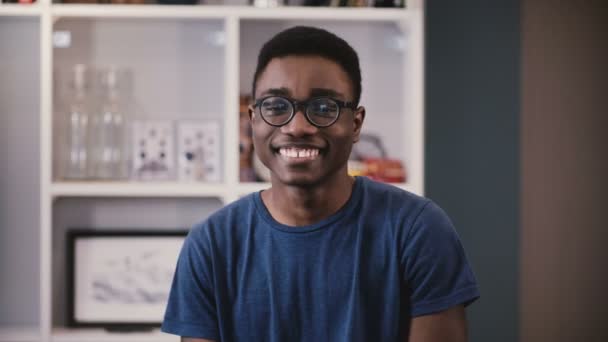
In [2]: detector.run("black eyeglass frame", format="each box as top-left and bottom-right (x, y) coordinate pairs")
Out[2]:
(252, 95), (358, 128)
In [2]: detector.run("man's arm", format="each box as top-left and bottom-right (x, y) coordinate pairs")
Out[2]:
(408, 305), (468, 342)
(182, 338), (216, 342)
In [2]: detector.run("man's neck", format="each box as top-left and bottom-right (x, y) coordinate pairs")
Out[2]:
(262, 174), (355, 227)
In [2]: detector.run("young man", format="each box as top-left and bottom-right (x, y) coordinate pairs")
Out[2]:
(162, 26), (479, 342)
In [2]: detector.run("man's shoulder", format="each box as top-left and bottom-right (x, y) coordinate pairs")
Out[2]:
(190, 192), (257, 236)
(358, 176), (429, 211)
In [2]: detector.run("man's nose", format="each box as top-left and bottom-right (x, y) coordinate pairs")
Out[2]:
(281, 108), (318, 136)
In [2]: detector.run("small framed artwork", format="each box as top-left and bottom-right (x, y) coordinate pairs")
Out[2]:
(66, 229), (188, 328)
(176, 120), (221, 182)
(132, 120), (176, 181)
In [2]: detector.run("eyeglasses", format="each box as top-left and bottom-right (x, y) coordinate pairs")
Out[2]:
(253, 95), (357, 128)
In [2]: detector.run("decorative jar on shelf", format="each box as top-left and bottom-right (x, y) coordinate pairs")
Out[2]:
(89, 66), (133, 180)
(57, 64), (93, 180)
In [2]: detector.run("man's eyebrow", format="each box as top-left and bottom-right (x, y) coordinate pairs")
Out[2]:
(258, 87), (346, 99)
(309, 88), (344, 99)
(259, 87), (291, 97)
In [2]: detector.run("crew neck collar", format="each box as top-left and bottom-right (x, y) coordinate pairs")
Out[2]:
(253, 176), (363, 233)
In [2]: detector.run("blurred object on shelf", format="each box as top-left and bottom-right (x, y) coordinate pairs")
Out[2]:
(239, 95), (256, 182)
(372, 0), (403, 7)
(347, 160), (366, 177)
(239, 94), (271, 182)
(55, 64), (144, 182)
(348, 159), (406, 183)
(302, 0), (404, 7)
(177, 120), (221, 182)
(350, 133), (386, 160)
(45, 0), (403, 6)
(348, 133), (406, 183)
(131, 119), (223, 183)
(362, 158), (406, 183)
(57, 0), (100, 3)
(5, 0), (37, 4)
(57, 0), (146, 4)
(251, 0), (284, 7)
(157, 0), (198, 5)
(302, 0), (331, 6)
(111, 0), (146, 4)
(252, 152), (271, 182)
(132, 120), (176, 181)
(345, 0), (366, 6)
(57, 64), (94, 180)
(89, 66), (132, 180)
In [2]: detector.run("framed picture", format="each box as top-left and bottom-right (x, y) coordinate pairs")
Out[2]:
(176, 120), (221, 182)
(67, 229), (188, 328)
(132, 120), (176, 181)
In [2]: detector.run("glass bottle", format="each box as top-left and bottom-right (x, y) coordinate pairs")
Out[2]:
(59, 64), (92, 180)
(90, 66), (131, 180)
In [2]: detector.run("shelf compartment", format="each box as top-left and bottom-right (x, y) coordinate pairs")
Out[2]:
(50, 197), (223, 328)
(52, 16), (226, 182)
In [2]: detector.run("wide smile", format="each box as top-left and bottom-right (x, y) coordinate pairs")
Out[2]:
(277, 147), (321, 162)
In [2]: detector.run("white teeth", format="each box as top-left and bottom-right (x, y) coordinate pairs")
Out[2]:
(279, 148), (319, 159)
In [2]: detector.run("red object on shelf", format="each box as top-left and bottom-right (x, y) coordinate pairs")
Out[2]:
(362, 158), (407, 183)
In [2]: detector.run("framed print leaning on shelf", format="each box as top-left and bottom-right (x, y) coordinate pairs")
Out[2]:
(66, 229), (188, 328)
(132, 120), (176, 181)
(177, 120), (221, 182)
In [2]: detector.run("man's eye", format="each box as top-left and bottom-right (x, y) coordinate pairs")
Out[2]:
(310, 101), (338, 117)
(267, 104), (286, 110)
(263, 101), (290, 116)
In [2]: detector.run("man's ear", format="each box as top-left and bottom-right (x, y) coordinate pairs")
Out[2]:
(352, 106), (365, 143)
(248, 105), (255, 121)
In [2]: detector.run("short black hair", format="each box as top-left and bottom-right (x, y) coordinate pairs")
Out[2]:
(252, 26), (362, 106)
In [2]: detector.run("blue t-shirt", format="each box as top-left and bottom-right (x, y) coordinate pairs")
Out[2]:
(162, 176), (479, 341)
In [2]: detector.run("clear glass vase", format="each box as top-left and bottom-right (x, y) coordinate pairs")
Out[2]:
(89, 66), (132, 180)
(58, 64), (92, 180)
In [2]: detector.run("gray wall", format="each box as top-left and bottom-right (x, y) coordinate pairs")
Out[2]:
(0, 17), (41, 326)
(425, 1), (520, 341)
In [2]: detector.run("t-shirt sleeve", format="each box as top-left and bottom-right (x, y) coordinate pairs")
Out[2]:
(401, 200), (480, 317)
(161, 226), (219, 340)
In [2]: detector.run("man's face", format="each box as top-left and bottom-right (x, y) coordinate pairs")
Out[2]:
(249, 55), (365, 187)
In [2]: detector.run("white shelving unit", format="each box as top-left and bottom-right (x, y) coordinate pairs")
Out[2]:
(0, 1), (424, 341)
(0, 3), (42, 16)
